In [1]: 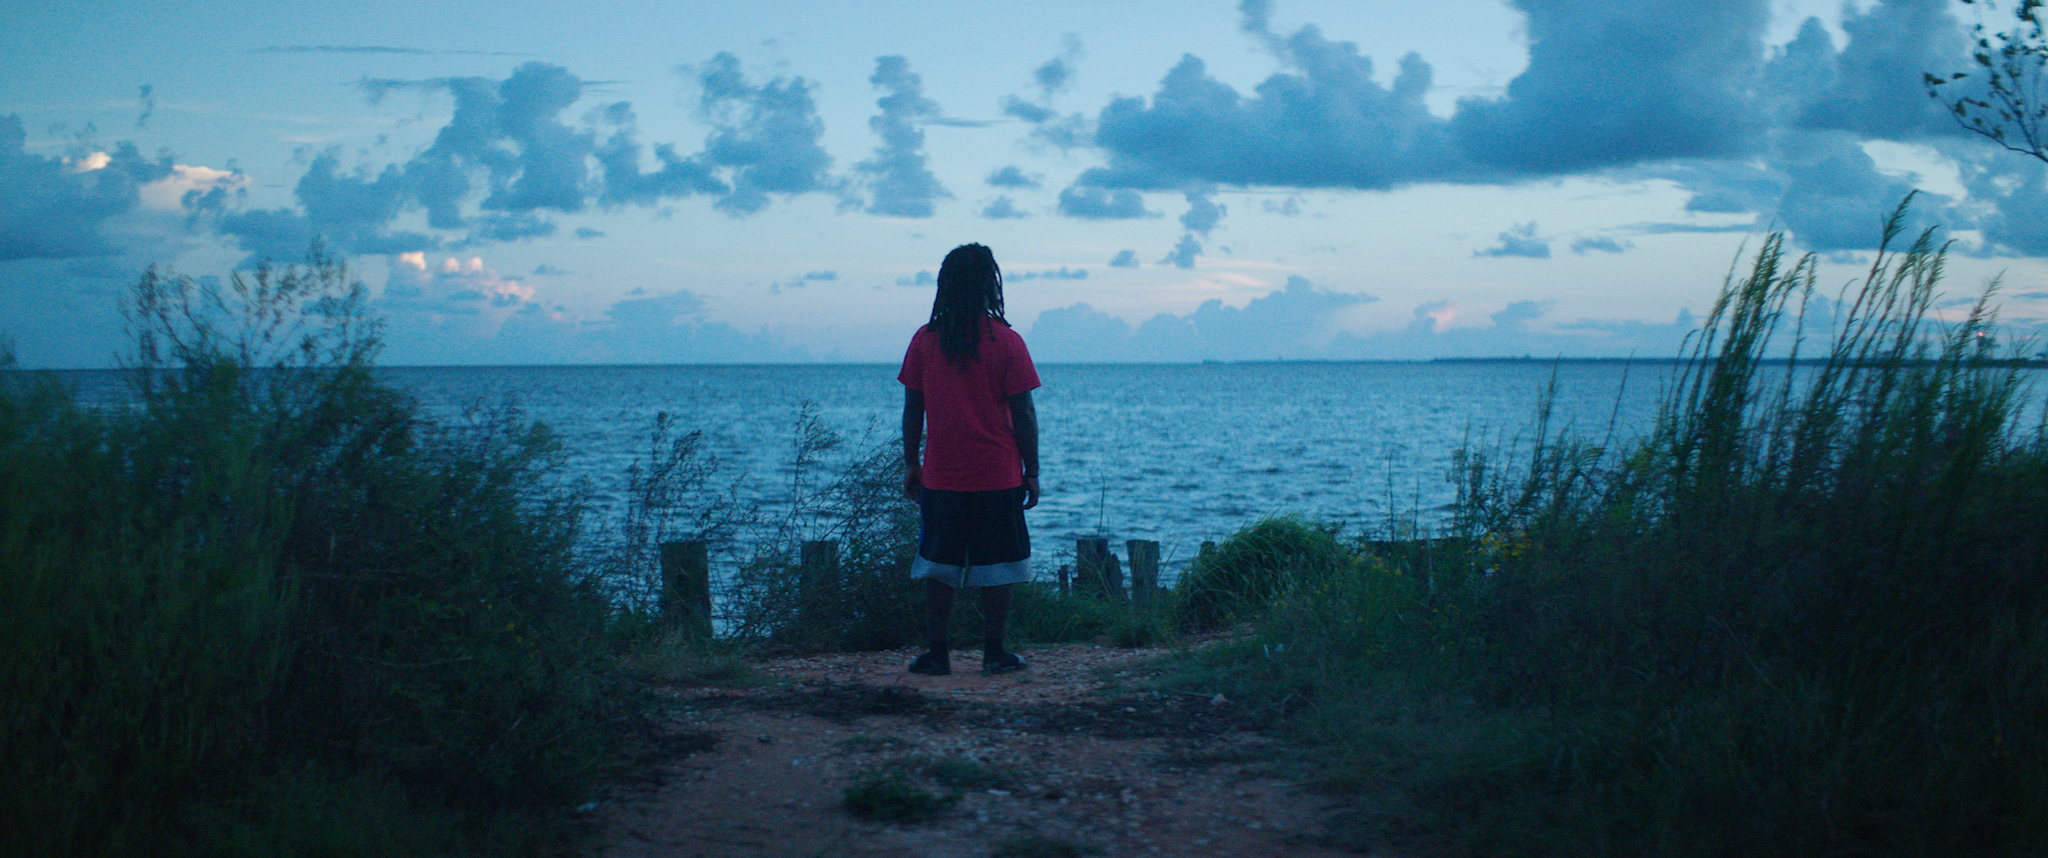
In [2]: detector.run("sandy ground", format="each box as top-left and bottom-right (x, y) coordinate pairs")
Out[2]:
(581, 643), (1364, 858)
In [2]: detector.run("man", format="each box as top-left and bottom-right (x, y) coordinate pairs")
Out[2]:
(897, 243), (1041, 676)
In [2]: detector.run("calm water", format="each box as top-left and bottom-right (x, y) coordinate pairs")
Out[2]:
(378, 361), (1675, 573)
(54, 361), (2041, 579)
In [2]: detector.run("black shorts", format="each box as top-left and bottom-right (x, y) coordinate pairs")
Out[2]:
(912, 486), (1032, 587)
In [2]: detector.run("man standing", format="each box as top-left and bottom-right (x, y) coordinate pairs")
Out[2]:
(898, 243), (1040, 676)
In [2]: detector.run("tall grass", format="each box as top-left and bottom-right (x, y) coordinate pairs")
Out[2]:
(1181, 200), (2048, 856)
(2, 251), (630, 857)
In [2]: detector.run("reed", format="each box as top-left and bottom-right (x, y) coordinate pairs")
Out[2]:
(1178, 199), (2048, 856)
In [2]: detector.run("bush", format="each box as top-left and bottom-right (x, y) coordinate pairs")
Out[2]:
(0, 252), (630, 857)
(1174, 515), (1356, 632)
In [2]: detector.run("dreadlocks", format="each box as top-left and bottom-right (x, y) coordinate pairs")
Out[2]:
(929, 243), (1006, 364)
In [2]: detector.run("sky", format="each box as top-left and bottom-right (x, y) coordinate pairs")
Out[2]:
(3, 0), (2046, 367)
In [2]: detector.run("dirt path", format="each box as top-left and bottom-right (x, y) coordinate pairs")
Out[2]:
(582, 643), (1360, 858)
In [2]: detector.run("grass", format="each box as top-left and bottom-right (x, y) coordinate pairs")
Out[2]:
(1161, 199), (2048, 856)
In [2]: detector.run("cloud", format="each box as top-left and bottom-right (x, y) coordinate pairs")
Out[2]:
(1082, 42), (1462, 191)
(0, 116), (172, 261)
(1035, 34), (1084, 97)
(1108, 249), (1139, 267)
(697, 52), (837, 215)
(1451, 0), (1770, 174)
(1796, 0), (1967, 140)
(981, 196), (1029, 219)
(896, 269), (934, 287)
(1771, 132), (1930, 251)
(856, 56), (950, 218)
(1057, 185), (1151, 219)
(1474, 222), (1550, 258)
(1180, 189), (1226, 235)
(1490, 299), (1552, 329)
(1570, 236), (1630, 254)
(1161, 234), (1202, 268)
(593, 101), (727, 208)
(1027, 273), (1377, 361)
(1010, 266), (1088, 280)
(987, 165), (1042, 189)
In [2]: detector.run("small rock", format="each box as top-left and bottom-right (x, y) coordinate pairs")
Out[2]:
(757, 735), (774, 743)
(1209, 693), (1228, 705)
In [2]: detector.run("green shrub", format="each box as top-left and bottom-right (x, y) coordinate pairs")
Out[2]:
(0, 252), (631, 857)
(1174, 515), (1355, 632)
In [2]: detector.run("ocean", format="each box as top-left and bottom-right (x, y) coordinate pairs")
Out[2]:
(54, 360), (2041, 580)
(377, 360), (1674, 574)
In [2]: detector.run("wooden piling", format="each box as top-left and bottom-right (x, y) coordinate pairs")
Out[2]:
(659, 540), (712, 640)
(800, 540), (838, 598)
(1126, 539), (1159, 606)
(1074, 537), (1124, 599)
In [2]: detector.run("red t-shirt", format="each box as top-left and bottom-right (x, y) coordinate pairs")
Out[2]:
(898, 318), (1041, 492)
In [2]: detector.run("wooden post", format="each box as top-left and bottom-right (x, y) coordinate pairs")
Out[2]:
(1074, 537), (1123, 599)
(659, 540), (712, 640)
(1126, 539), (1159, 607)
(800, 540), (839, 592)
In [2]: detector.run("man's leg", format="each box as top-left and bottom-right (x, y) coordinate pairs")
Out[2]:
(926, 578), (956, 650)
(910, 578), (954, 675)
(979, 584), (1025, 673)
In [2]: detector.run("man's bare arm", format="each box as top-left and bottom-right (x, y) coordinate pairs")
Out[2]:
(1009, 390), (1039, 509)
(902, 388), (925, 499)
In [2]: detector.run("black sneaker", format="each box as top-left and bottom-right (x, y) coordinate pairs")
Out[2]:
(908, 649), (951, 676)
(982, 651), (1027, 675)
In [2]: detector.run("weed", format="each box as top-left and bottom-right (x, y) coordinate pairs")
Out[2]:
(841, 771), (957, 823)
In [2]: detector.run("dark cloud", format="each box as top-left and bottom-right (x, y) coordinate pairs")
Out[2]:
(1953, 148), (2048, 255)
(1796, 0), (1967, 139)
(1570, 236), (1630, 254)
(219, 147), (432, 262)
(0, 116), (171, 261)
(987, 165), (1042, 189)
(1474, 222), (1550, 258)
(1057, 185), (1151, 219)
(981, 196), (1028, 219)
(1771, 132), (1929, 251)
(1001, 96), (1057, 124)
(467, 212), (557, 243)
(1180, 189), (1225, 235)
(856, 56), (949, 217)
(1452, 0), (1770, 174)
(896, 269), (934, 287)
(1161, 234), (1201, 268)
(532, 264), (568, 275)
(1491, 299), (1552, 329)
(594, 101), (726, 207)
(697, 52), (837, 215)
(135, 85), (154, 129)
(1083, 42), (1461, 192)
(1035, 35), (1084, 97)
(1108, 249), (1139, 267)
